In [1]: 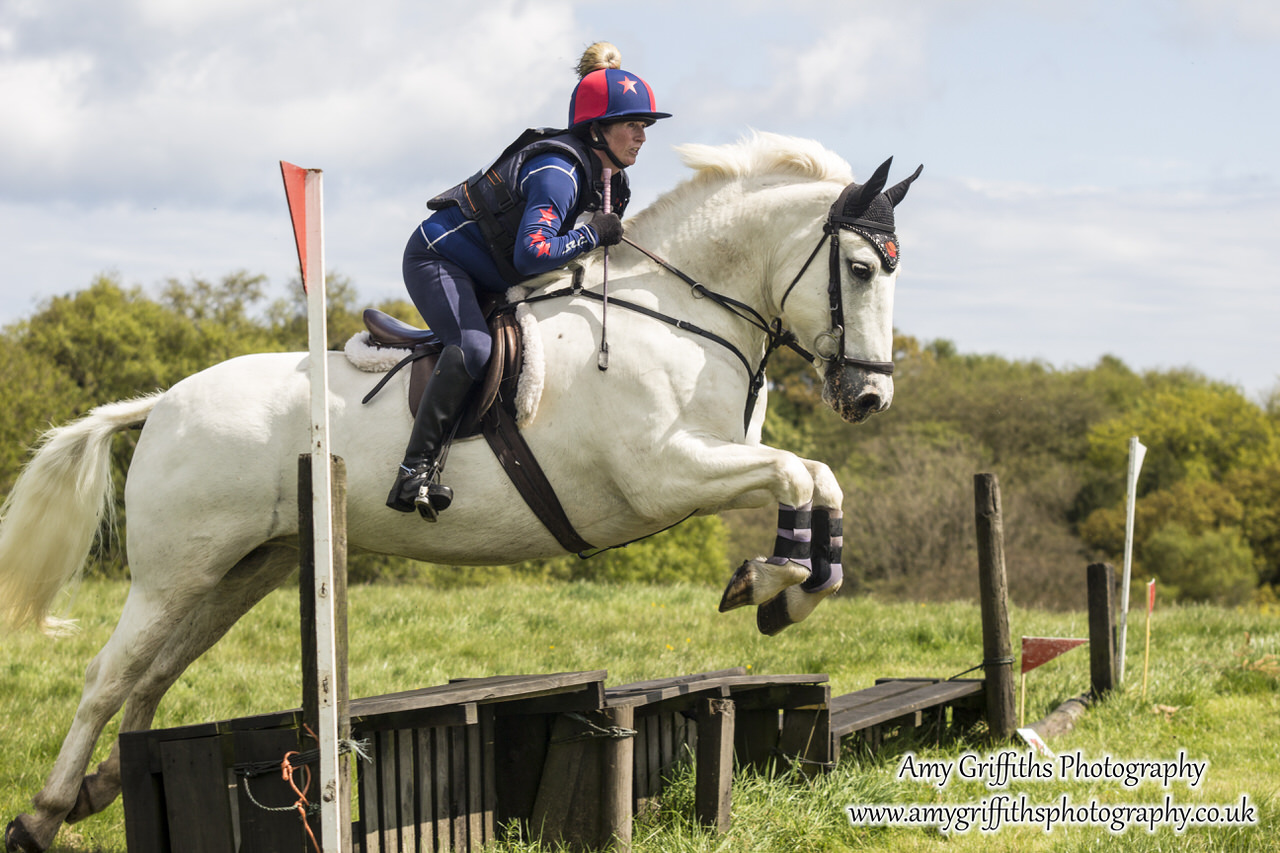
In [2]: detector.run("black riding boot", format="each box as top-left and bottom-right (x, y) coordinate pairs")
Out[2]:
(386, 345), (476, 520)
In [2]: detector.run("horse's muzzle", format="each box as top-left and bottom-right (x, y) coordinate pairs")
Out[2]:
(823, 363), (894, 424)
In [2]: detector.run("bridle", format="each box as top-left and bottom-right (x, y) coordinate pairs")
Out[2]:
(776, 219), (896, 376)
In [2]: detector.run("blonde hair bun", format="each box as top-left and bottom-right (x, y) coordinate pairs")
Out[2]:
(577, 41), (622, 79)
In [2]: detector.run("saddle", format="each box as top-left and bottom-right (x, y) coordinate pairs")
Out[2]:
(360, 306), (593, 554)
(361, 306), (521, 438)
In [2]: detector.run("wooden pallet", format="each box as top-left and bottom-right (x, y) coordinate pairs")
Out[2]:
(829, 677), (984, 757)
(607, 669), (829, 830)
(523, 668), (830, 845)
(119, 671), (606, 853)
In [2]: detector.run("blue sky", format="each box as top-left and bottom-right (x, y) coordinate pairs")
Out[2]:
(2, 0), (1277, 397)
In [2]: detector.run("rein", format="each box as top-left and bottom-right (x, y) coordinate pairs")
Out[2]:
(508, 227), (893, 431)
(511, 237), (811, 432)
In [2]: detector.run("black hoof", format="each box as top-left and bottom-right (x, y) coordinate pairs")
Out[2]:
(756, 595), (793, 637)
(5, 818), (43, 853)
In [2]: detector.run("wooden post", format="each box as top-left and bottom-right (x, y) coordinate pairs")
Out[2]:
(300, 454), (350, 851)
(1087, 562), (1117, 697)
(600, 706), (634, 852)
(974, 473), (1015, 741)
(694, 698), (735, 833)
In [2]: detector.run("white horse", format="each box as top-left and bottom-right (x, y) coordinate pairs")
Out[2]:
(0, 132), (919, 852)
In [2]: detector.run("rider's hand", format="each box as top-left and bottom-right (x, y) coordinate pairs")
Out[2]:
(588, 211), (623, 247)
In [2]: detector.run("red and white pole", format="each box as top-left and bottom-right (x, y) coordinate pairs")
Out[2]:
(281, 161), (347, 853)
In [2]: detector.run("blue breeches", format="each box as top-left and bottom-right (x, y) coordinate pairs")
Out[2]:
(402, 228), (493, 381)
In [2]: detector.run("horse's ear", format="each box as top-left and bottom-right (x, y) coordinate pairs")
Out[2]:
(863, 157), (893, 198)
(834, 158), (894, 221)
(885, 164), (924, 208)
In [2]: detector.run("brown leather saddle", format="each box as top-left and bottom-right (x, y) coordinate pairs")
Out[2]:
(360, 306), (593, 554)
(360, 306), (521, 438)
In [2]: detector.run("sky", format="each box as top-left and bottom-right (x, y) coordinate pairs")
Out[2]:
(2, 0), (1278, 399)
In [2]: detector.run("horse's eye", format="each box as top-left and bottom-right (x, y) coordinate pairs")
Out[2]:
(849, 261), (874, 281)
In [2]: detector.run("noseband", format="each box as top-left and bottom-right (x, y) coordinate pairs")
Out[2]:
(777, 222), (895, 376)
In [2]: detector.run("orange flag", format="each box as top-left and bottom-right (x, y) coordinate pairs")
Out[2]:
(280, 161), (312, 291)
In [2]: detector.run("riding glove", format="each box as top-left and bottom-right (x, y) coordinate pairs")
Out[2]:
(588, 211), (623, 247)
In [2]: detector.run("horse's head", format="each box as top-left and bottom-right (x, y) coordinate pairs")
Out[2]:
(780, 157), (922, 424)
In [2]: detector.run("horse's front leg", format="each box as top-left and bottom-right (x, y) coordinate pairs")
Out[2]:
(716, 456), (845, 633)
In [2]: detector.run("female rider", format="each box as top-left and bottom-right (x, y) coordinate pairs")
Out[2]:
(388, 42), (671, 519)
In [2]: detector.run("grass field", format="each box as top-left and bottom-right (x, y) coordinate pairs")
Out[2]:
(1, 579), (1276, 852)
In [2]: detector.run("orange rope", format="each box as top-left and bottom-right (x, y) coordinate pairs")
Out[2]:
(282, 724), (322, 853)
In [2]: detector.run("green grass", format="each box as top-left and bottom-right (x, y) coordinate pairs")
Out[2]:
(1, 580), (1276, 851)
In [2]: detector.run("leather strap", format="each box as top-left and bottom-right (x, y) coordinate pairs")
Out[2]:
(481, 399), (594, 555)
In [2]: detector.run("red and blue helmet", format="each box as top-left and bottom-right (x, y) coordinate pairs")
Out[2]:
(568, 68), (671, 130)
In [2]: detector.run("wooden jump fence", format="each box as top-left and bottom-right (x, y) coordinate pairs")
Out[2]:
(118, 470), (1119, 852)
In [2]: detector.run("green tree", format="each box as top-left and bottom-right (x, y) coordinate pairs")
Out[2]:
(0, 338), (82, 494)
(1086, 380), (1280, 497)
(159, 271), (283, 360)
(1143, 523), (1257, 604)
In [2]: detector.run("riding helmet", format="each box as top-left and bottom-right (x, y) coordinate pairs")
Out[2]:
(568, 67), (672, 129)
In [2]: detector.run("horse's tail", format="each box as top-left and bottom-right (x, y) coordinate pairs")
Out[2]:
(0, 393), (162, 630)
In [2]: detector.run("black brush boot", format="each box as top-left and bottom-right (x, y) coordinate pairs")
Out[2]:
(386, 345), (476, 519)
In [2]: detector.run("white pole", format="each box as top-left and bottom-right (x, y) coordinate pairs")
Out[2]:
(1116, 436), (1146, 684)
(302, 169), (344, 852)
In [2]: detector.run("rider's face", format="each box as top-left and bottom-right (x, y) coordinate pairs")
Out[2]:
(597, 120), (648, 168)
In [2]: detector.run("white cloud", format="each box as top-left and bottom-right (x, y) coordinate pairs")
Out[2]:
(1, 0), (1277, 398)
(0, 0), (580, 204)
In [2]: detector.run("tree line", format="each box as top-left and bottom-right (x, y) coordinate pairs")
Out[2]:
(2, 272), (1277, 610)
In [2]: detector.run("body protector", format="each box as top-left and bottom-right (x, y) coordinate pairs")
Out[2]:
(428, 129), (630, 286)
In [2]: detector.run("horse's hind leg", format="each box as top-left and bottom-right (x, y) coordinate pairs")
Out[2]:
(5, 580), (214, 853)
(6, 531), (284, 852)
(65, 543), (298, 825)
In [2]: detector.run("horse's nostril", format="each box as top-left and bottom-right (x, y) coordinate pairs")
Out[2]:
(858, 394), (882, 416)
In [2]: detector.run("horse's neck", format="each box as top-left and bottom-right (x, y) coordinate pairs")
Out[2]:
(623, 178), (829, 321)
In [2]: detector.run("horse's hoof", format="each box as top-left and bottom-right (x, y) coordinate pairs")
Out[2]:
(718, 561), (757, 612)
(719, 559), (809, 612)
(4, 817), (45, 853)
(755, 594), (792, 636)
(755, 579), (843, 636)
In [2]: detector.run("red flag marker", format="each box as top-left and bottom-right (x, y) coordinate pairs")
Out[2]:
(1021, 636), (1089, 674)
(280, 161), (320, 291)
(1020, 635), (1089, 726)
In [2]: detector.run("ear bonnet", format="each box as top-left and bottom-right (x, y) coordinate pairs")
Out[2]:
(827, 157), (923, 271)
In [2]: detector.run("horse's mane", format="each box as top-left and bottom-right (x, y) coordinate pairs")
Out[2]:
(631, 132), (852, 230)
(675, 131), (853, 186)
